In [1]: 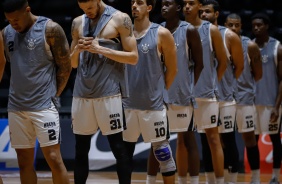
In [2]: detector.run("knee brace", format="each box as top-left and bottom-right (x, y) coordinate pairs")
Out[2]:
(152, 139), (176, 176)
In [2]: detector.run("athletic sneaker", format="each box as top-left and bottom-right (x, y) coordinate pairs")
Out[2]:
(269, 177), (279, 184)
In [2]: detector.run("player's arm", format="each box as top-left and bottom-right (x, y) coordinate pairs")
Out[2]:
(158, 26), (177, 89)
(70, 17), (82, 68)
(210, 24), (227, 81)
(46, 21), (72, 97)
(226, 30), (244, 79)
(187, 25), (203, 85)
(86, 12), (138, 65)
(248, 41), (262, 81)
(270, 44), (282, 122)
(0, 30), (6, 83)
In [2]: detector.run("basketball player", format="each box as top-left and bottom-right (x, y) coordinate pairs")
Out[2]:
(70, 0), (138, 183)
(199, 1), (245, 183)
(146, 0), (203, 183)
(123, 0), (177, 183)
(252, 13), (282, 184)
(223, 13), (263, 184)
(2, 0), (71, 183)
(183, 0), (228, 183)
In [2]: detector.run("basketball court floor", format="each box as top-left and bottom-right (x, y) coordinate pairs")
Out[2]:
(0, 171), (281, 183)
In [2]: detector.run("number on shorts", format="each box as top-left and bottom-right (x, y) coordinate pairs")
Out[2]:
(224, 121), (233, 129)
(155, 127), (165, 138)
(269, 124), (278, 131)
(211, 115), (216, 124)
(246, 120), (254, 129)
(110, 119), (122, 130)
(48, 129), (56, 141)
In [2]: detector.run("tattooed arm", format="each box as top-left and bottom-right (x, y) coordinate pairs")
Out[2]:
(46, 21), (71, 96)
(85, 12), (138, 65)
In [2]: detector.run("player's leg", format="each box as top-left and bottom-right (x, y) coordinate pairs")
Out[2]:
(32, 103), (69, 184)
(205, 127), (224, 182)
(41, 144), (69, 184)
(72, 97), (98, 183)
(107, 132), (135, 184)
(8, 111), (37, 184)
(146, 146), (159, 184)
(96, 94), (135, 184)
(176, 132), (188, 183)
(151, 140), (176, 184)
(140, 108), (176, 184)
(219, 103), (238, 183)
(183, 130), (200, 184)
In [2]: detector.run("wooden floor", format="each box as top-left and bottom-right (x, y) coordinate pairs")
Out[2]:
(0, 171), (281, 184)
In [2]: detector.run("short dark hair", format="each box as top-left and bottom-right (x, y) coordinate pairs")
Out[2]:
(174, 0), (184, 9)
(226, 13), (241, 22)
(202, 0), (220, 12)
(3, 0), (28, 13)
(146, 0), (156, 9)
(251, 12), (270, 25)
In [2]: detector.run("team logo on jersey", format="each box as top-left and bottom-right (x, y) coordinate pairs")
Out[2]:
(141, 43), (149, 53)
(27, 38), (37, 50)
(262, 55), (268, 63)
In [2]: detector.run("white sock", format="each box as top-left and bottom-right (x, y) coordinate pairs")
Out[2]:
(205, 172), (216, 184)
(223, 169), (229, 182)
(178, 176), (187, 184)
(251, 169), (260, 183)
(216, 177), (224, 184)
(272, 168), (280, 179)
(146, 175), (156, 184)
(229, 172), (237, 183)
(190, 176), (199, 184)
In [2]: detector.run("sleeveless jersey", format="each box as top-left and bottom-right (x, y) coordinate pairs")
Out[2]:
(123, 23), (165, 110)
(235, 36), (256, 105)
(193, 20), (217, 98)
(254, 37), (280, 106)
(161, 21), (194, 106)
(73, 6), (129, 98)
(3, 16), (56, 111)
(217, 26), (235, 102)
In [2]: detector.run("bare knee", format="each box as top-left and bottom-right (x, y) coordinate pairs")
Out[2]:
(205, 128), (222, 148)
(41, 145), (65, 171)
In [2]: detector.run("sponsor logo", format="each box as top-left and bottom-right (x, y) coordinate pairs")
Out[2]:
(109, 113), (120, 119)
(177, 114), (187, 118)
(154, 121), (165, 126)
(43, 122), (56, 128)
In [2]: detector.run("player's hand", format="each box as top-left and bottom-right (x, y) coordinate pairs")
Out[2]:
(270, 107), (279, 123)
(77, 37), (94, 51)
(86, 37), (101, 54)
(51, 96), (61, 111)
